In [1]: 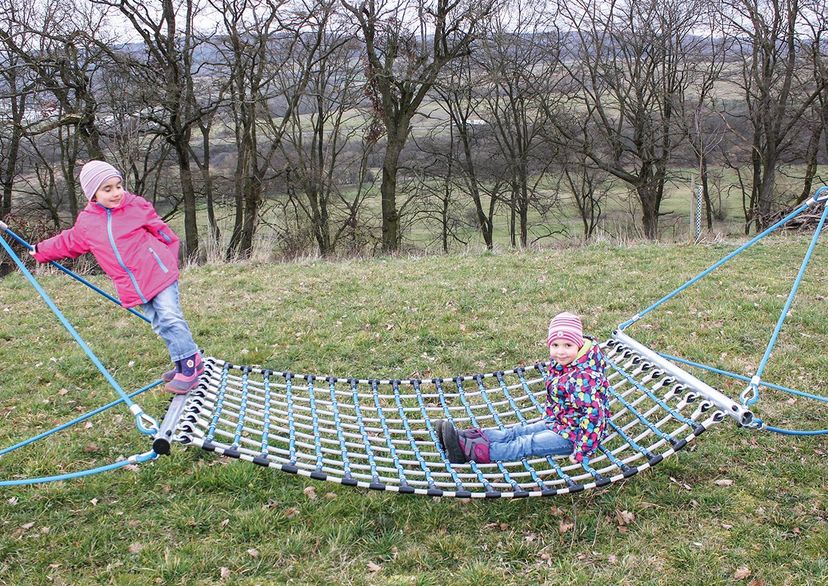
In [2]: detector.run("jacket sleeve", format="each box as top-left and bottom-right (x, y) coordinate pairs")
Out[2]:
(569, 372), (607, 464)
(137, 196), (180, 261)
(33, 226), (90, 263)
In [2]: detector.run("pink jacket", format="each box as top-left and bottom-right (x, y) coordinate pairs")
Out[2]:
(33, 193), (180, 308)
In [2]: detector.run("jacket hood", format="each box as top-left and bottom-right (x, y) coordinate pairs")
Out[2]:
(549, 337), (603, 374)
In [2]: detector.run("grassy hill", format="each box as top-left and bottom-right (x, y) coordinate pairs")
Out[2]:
(0, 239), (826, 584)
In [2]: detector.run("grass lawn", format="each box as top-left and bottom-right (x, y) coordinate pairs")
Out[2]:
(0, 237), (826, 585)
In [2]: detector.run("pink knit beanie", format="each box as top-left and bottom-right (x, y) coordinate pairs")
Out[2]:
(79, 161), (122, 200)
(546, 312), (584, 348)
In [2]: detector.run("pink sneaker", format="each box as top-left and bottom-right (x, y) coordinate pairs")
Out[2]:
(459, 428), (491, 463)
(161, 365), (178, 383)
(165, 353), (204, 394)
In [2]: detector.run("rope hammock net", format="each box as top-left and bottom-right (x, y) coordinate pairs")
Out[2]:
(163, 339), (723, 497)
(1, 185), (826, 495)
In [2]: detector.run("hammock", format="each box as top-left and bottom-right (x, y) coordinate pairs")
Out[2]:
(152, 332), (727, 497)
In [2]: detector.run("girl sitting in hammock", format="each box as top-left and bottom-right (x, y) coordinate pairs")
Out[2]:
(437, 312), (611, 465)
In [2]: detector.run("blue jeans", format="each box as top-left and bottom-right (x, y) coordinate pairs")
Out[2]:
(483, 420), (573, 461)
(141, 282), (198, 362)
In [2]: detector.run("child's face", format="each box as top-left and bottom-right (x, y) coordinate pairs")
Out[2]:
(549, 340), (579, 366)
(93, 177), (124, 208)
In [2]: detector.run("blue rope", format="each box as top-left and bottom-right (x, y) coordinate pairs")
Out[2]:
(306, 376), (324, 471)
(327, 377), (352, 480)
(371, 380), (407, 486)
(206, 363), (230, 441)
(658, 353), (827, 404)
(0, 449), (158, 486)
(0, 225), (149, 323)
(0, 233), (157, 435)
(349, 378), (381, 485)
(259, 371), (272, 456)
(606, 357), (695, 427)
(454, 376), (481, 429)
(0, 381), (160, 457)
(231, 368), (250, 448)
(286, 373), (297, 464)
(412, 379), (464, 492)
(495, 372), (528, 424)
(743, 201), (828, 406)
(761, 425), (828, 436)
(520, 366), (547, 416)
(619, 201), (813, 330)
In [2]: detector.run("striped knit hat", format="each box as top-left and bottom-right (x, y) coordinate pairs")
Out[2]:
(79, 160), (122, 201)
(546, 312), (584, 348)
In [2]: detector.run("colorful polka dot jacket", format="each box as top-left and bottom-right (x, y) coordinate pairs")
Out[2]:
(545, 338), (612, 464)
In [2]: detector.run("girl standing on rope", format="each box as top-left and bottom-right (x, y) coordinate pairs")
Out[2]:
(30, 160), (203, 394)
(437, 312), (611, 465)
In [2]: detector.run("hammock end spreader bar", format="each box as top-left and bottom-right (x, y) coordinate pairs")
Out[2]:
(154, 394), (192, 455)
(612, 330), (754, 427)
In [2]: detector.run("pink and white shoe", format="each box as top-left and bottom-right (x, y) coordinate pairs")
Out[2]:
(165, 353), (204, 394)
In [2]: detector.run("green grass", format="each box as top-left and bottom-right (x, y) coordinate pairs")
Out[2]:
(1, 238), (827, 585)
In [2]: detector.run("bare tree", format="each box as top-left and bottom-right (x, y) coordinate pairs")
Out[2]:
(277, 26), (375, 257)
(433, 54), (498, 249)
(476, 0), (563, 247)
(680, 11), (729, 231)
(556, 0), (707, 239)
(794, 0), (828, 205)
(213, 0), (336, 259)
(0, 8), (31, 219)
(721, 0), (827, 231)
(341, 0), (498, 253)
(92, 0), (221, 259)
(1, 0), (114, 221)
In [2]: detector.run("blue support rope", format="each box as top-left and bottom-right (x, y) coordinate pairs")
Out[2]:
(0, 381), (161, 457)
(0, 223), (149, 323)
(0, 232), (158, 435)
(619, 200), (814, 330)
(658, 353), (827, 404)
(0, 449), (159, 486)
(742, 200), (828, 407)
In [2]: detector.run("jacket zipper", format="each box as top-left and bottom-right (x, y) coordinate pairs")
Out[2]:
(106, 208), (148, 304)
(149, 247), (169, 273)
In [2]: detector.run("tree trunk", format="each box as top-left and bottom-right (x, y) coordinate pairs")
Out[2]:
(199, 121), (220, 245)
(700, 154), (712, 230)
(380, 134), (404, 252)
(174, 139), (200, 259)
(639, 185), (660, 240)
(458, 130), (493, 249)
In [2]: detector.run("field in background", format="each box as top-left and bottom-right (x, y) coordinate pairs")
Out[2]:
(161, 163), (827, 262)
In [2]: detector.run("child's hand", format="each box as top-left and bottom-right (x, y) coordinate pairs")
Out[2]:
(568, 454), (580, 465)
(28, 244), (37, 256)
